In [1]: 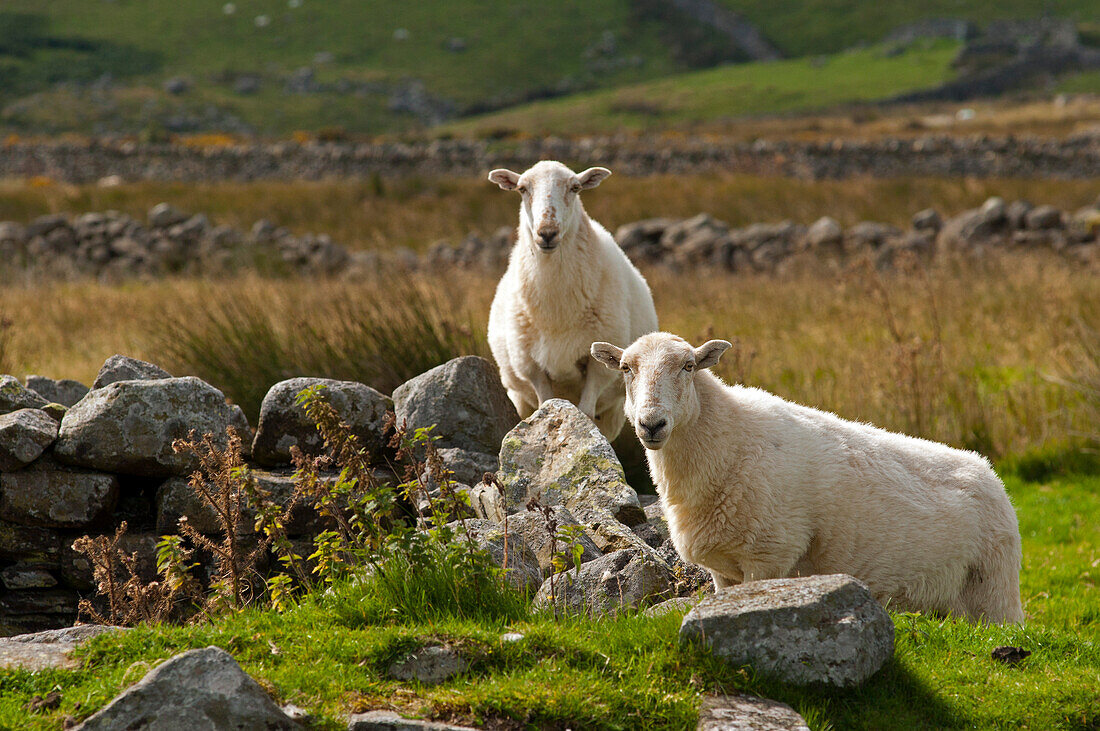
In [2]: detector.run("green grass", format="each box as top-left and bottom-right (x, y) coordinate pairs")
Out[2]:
(3, 471), (1098, 729)
(447, 41), (961, 136)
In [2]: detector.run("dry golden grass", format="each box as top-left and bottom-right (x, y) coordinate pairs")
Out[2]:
(1, 176), (1098, 254)
(2, 250), (1096, 460)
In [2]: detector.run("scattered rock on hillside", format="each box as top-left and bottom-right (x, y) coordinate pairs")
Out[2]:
(347, 710), (480, 731)
(386, 645), (468, 685)
(679, 574), (893, 687)
(23, 376), (89, 407)
(497, 506), (603, 574)
(0, 459), (119, 528)
(497, 399), (645, 527)
(697, 693), (811, 731)
(0, 409), (59, 471)
(393, 356), (519, 459)
(90, 354), (172, 390)
(0, 625), (126, 671)
(251, 377), (392, 466)
(0, 375), (50, 415)
(74, 646), (302, 730)
(55, 377), (239, 477)
(536, 548), (674, 616)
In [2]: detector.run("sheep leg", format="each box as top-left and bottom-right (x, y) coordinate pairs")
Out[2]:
(710, 570), (740, 591)
(577, 360), (615, 418)
(516, 360), (555, 406)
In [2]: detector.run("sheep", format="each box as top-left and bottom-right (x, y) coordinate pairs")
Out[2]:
(591, 332), (1025, 624)
(486, 160), (658, 440)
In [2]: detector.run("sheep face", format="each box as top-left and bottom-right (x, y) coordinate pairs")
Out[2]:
(592, 333), (731, 449)
(488, 161), (610, 253)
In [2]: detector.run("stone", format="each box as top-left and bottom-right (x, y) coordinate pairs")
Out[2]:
(845, 221), (901, 250)
(911, 208), (943, 233)
(393, 356), (519, 456)
(1, 564), (58, 589)
(679, 574), (893, 687)
(0, 408), (59, 471)
(251, 377), (392, 466)
(696, 694), (811, 731)
(804, 216), (842, 249)
(644, 596), (700, 617)
(55, 377), (239, 477)
(74, 646), (302, 730)
(24, 375), (89, 407)
(1005, 200), (1033, 229)
(446, 518), (543, 593)
(0, 520), (63, 563)
(386, 645), (467, 685)
(498, 506), (603, 574)
(536, 548), (674, 616)
(0, 374), (50, 415)
(156, 469), (326, 536)
(0, 459), (119, 528)
(435, 446), (497, 486)
(1025, 205), (1063, 230)
(147, 202), (190, 229)
(90, 354), (172, 390)
(657, 541), (714, 597)
(497, 399), (645, 527)
(0, 589), (80, 635)
(347, 710), (479, 731)
(0, 625), (125, 671)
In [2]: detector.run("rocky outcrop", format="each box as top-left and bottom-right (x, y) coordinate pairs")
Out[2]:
(386, 645), (468, 685)
(679, 574), (894, 687)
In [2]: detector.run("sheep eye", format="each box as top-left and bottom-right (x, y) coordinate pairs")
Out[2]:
(517, 185), (528, 194)
(620, 364), (631, 374)
(570, 185), (581, 193)
(684, 362), (694, 372)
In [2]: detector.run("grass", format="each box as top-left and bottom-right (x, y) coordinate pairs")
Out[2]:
(446, 41), (961, 136)
(1, 471), (1098, 730)
(2, 176), (1099, 254)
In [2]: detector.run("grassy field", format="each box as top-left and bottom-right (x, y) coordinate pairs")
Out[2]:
(1, 470), (1097, 730)
(3, 176), (1099, 254)
(446, 42), (961, 136)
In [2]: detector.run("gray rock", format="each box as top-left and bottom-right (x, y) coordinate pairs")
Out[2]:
(0, 459), (119, 528)
(0, 374), (50, 415)
(911, 208), (943, 233)
(0, 408), (59, 471)
(938, 199), (1009, 247)
(679, 574), (893, 687)
(804, 216), (842, 249)
(348, 710), (479, 731)
(499, 506), (603, 574)
(657, 540), (714, 597)
(1005, 199), (1033, 229)
(147, 202), (190, 229)
(393, 356), (519, 456)
(251, 377), (392, 466)
(0, 589), (79, 635)
(536, 548), (674, 616)
(696, 694), (811, 731)
(1, 563), (57, 589)
(55, 377), (238, 477)
(90, 354), (172, 390)
(644, 596), (700, 617)
(75, 646), (302, 730)
(0, 520), (62, 563)
(24, 375), (89, 407)
(386, 645), (467, 685)
(497, 399), (645, 527)
(447, 518), (543, 593)
(435, 446), (497, 486)
(1025, 205), (1063, 230)
(845, 221), (901, 250)
(0, 625), (125, 671)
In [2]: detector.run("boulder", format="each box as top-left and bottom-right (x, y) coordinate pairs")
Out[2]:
(679, 574), (893, 687)
(435, 446), (497, 487)
(0, 375), (50, 415)
(911, 208), (943, 233)
(446, 518), (543, 593)
(497, 399), (645, 526)
(1025, 205), (1063, 230)
(90, 354), (172, 390)
(386, 645), (467, 685)
(0, 459), (119, 528)
(148, 202), (190, 229)
(0, 521), (62, 563)
(251, 377), (392, 466)
(498, 506), (603, 574)
(535, 548), (674, 616)
(0, 408), (59, 471)
(1, 563), (57, 589)
(803, 216), (843, 250)
(696, 694), (811, 731)
(938, 197), (1008, 247)
(347, 711), (479, 731)
(55, 377), (239, 477)
(393, 356), (519, 457)
(0, 625), (125, 671)
(74, 646), (302, 730)
(23, 376), (89, 407)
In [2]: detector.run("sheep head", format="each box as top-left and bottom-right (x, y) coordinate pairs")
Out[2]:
(488, 160), (610, 253)
(592, 333), (730, 449)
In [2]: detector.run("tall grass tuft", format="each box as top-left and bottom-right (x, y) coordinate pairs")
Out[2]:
(152, 276), (488, 420)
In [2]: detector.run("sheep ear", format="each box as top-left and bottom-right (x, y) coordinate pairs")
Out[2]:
(694, 340), (732, 370)
(576, 167), (611, 190)
(488, 169), (520, 191)
(591, 342), (624, 370)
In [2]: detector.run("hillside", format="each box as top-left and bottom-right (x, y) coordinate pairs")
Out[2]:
(0, 1), (1096, 136)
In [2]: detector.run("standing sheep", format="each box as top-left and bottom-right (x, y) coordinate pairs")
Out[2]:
(487, 160), (658, 440)
(591, 332), (1025, 624)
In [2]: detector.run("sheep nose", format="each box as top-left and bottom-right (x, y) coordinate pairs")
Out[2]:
(537, 228), (559, 247)
(639, 418), (667, 439)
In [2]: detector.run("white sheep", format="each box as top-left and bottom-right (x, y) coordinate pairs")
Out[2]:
(487, 160), (658, 440)
(591, 332), (1025, 623)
